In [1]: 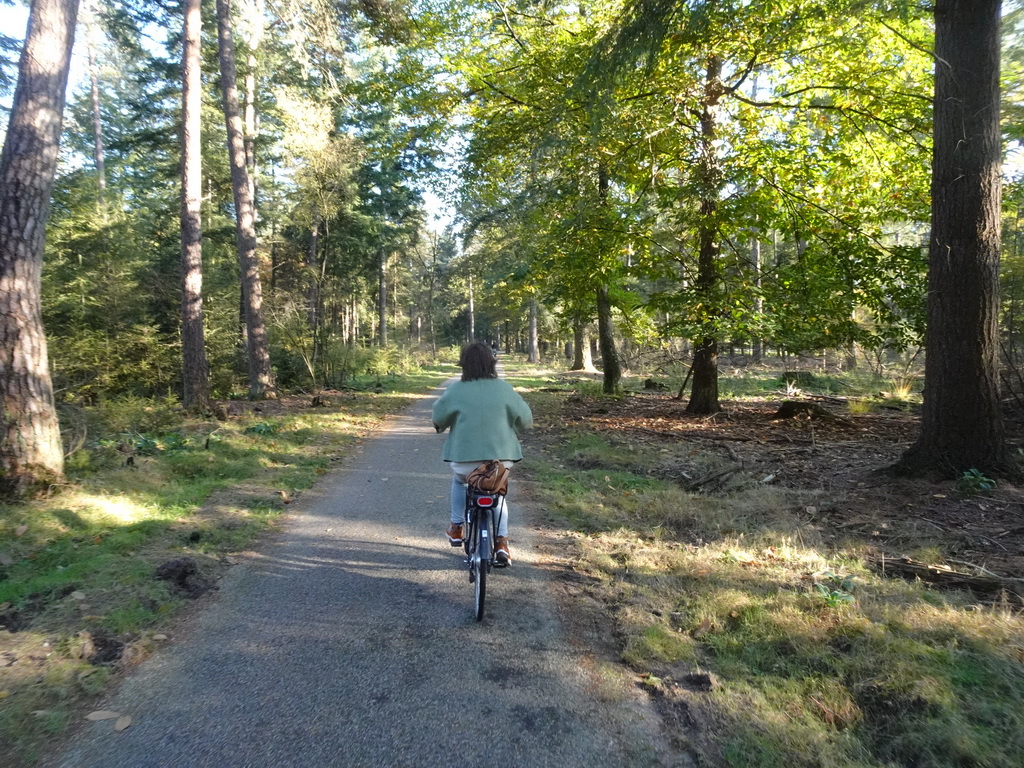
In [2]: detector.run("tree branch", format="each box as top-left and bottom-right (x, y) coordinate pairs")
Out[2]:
(479, 77), (534, 108)
(723, 53), (760, 95)
(492, 1), (529, 52)
(731, 92), (928, 142)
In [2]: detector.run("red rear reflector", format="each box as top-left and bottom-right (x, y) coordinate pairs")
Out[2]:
(476, 496), (495, 507)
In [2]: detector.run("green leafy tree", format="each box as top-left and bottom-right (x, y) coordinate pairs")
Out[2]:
(585, 0), (931, 410)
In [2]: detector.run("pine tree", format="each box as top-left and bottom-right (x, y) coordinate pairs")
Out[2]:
(180, 0), (211, 411)
(0, 0), (79, 496)
(216, 0), (275, 399)
(900, 0), (1007, 475)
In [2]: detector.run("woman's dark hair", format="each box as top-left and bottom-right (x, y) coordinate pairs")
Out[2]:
(460, 341), (497, 381)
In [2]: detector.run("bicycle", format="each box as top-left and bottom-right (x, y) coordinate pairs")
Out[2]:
(462, 483), (507, 622)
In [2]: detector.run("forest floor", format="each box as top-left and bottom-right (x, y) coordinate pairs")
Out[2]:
(548, 378), (1024, 581)
(519, 368), (1024, 767)
(6, 365), (1024, 767)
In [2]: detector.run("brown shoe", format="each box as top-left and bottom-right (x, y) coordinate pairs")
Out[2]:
(446, 524), (463, 546)
(495, 536), (511, 567)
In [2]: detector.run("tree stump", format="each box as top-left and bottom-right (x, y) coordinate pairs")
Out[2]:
(774, 401), (844, 422)
(782, 371), (816, 386)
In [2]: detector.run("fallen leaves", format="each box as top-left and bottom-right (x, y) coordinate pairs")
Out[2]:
(85, 710), (133, 732)
(691, 617), (715, 639)
(85, 710), (120, 721)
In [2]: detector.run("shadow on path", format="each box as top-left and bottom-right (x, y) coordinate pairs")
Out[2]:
(51, 382), (681, 768)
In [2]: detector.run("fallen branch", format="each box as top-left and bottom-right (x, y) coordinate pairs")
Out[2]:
(628, 427), (757, 443)
(869, 555), (1024, 597)
(684, 464), (741, 491)
(946, 558), (1003, 579)
(673, 359), (696, 401)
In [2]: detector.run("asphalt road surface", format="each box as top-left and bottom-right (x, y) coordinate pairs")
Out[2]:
(53, 379), (683, 768)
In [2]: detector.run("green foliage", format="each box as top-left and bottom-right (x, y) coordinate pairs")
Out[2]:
(79, 395), (182, 436)
(365, 346), (397, 378)
(49, 327), (180, 401)
(812, 570), (857, 608)
(956, 469), (996, 494)
(243, 421), (279, 436)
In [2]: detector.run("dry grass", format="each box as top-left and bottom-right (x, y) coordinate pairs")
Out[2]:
(518, 376), (1024, 768)
(0, 373), (450, 765)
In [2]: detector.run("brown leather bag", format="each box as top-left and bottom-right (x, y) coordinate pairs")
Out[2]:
(466, 460), (511, 496)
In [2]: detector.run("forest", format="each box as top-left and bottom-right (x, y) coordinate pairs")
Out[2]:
(2, 0), (1024, 765)
(0, 0), (1020, 488)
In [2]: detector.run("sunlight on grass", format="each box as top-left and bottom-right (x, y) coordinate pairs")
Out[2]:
(846, 399), (875, 415)
(524, 380), (1024, 768)
(76, 495), (148, 524)
(561, 524), (1024, 767)
(1, 368), (453, 766)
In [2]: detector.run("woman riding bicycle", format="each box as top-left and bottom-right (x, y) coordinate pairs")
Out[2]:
(432, 341), (533, 566)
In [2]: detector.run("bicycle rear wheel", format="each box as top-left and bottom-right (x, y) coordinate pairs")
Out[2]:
(472, 509), (493, 622)
(473, 547), (486, 622)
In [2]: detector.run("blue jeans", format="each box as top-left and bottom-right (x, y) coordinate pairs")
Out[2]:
(449, 461), (511, 537)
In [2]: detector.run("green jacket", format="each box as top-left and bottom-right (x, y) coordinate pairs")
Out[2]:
(432, 378), (533, 462)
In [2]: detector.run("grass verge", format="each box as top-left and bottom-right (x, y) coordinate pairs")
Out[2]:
(509, 368), (1024, 768)
(0, 367), (452, 765)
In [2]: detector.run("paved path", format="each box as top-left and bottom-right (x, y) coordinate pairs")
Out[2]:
(54, 381), (679, 767)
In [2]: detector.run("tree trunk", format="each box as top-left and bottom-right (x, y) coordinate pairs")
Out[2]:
(687, 55), (724, 415)
(307, 212), (320, 327)
(180, 0), (211, 412)
(428, 236), (438, 356)
(596, 284), (621, 393)
(215, 0), (275, 399)
(468, 274), (475, 343)
(900, 0), (1005, 475)
(748, 79), (762, 364)
(0, 0), (79, 496)
(571, 318), (585, 370)
(571, 317), (595, 371)
(595, 164), (621, 392)
(844, 342), (858, 371)
(377, 249), (387, 346)
(580, 328), (595, 370)
(528, 299), (539, 363)
(241, 0), (262, 206)
(687, 339), (720, 412)
(751, 236), (763, 363)
(85, 6), (106, 209)
(307, 213), (323, 383)
(244, 54), (257, 205)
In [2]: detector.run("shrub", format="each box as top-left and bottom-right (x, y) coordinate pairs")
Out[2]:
(435, 345), (462, 364)
(84, 395), (182, 436)
(366, 346), (396, 379)
(50, 326), (179, 400)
